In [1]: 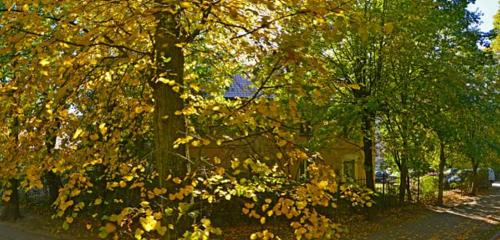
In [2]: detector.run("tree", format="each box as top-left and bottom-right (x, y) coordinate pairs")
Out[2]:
(375, 0), (487, 204)
(1, 1), (377, 239)
(294, 0), (392, 190)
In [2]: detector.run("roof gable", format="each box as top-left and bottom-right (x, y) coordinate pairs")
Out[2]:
(224, 75), (258, 98)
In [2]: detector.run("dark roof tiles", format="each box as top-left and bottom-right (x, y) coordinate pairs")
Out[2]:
(224, 75), (258, 98)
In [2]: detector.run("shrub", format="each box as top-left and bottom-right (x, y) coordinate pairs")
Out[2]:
(420, 176), (438, 201)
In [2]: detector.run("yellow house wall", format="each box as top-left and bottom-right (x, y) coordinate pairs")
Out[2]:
(190, 136), (372, 182)
(190, 135), (299, 177)
(316, 139), (366, 181)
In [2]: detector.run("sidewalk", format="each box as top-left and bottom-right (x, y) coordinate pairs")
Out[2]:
(344, 181), (500, 240)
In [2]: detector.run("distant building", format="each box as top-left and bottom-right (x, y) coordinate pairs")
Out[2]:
(192, 76), (375, 184)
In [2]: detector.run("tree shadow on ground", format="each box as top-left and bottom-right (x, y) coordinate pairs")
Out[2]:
(342, 183), (500, 240)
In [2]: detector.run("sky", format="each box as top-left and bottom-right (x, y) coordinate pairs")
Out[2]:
(468, 0), (499, 32)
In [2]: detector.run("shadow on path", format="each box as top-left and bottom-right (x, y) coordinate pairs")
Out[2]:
(356, 182), (500, 240)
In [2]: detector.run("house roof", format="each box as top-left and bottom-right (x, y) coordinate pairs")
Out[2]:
(224, 75), (257, 98)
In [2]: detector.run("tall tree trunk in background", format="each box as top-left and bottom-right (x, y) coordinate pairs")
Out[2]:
(393, 150), (407, 204)
(470, 161), (479, 196)
(399, 94), (410, 204)
(151, 8), (188, 187)
(437, 139), (446, 206)
(400, 121), (409, 203)
(1, 179), (21, 221)
(398, 157), (408, 204)
(361, 0), (386, 192)
(362, 112), (375, 190)
(406, 173), (412, 202)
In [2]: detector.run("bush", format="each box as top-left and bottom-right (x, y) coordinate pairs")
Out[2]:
(420, 176), (438, 201)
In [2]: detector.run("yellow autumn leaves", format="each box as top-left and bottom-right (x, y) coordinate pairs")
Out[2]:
(73, 123), (107, 141)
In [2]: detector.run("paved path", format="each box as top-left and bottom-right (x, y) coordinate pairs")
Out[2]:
(362, 182), (500, 240)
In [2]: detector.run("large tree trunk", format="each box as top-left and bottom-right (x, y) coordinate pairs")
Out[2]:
(45, 171), (62, 205)
(437, 139), (446, 206)
(362, 112), (375, 190)
(45, 131), (62, 205)
(152, 6), (189, 239)
(1, 179), (21, 221)
(2, 117), (21, 221)
(152, 7), (188, 187)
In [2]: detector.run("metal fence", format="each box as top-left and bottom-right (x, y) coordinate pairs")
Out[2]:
(346, 175), (430, 208)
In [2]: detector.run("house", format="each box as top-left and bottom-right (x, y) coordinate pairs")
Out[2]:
(193, 75), (373, 184)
